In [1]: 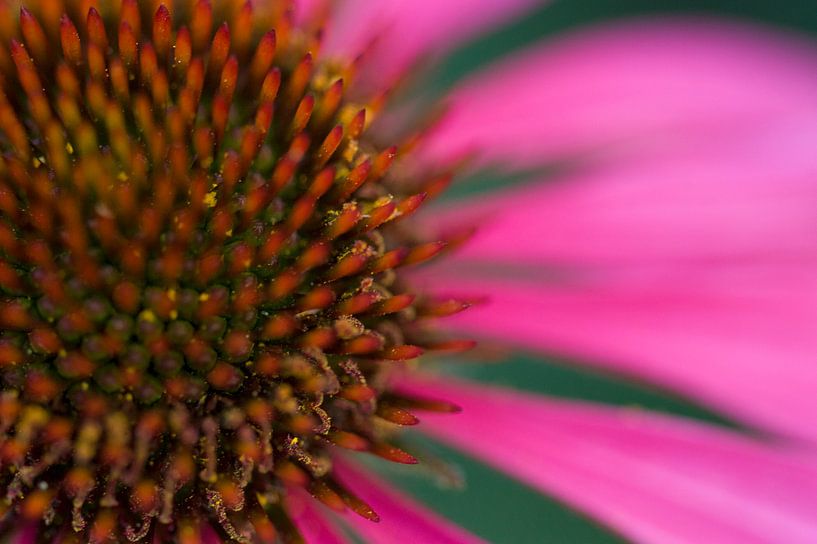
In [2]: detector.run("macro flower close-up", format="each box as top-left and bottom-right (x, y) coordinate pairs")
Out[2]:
(0, 0), (816, 542)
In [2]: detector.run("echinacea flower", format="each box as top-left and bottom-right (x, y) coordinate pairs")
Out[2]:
(0, 1), (815, 543)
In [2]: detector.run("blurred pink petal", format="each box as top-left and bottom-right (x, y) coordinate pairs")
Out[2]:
(333, 458), (487, 544)
(202, 524), (223, 544)
(433, 119), (817, 264)
(400, 376), (817, 544)
(286, 487), (352, 544)
(414, 99), (817, 442)
(421, 20), (817, 169)
(293, 0), (324, 22)
(420, 274), (817, 442)
(324, 0), (545, 82)
(12, 525), (36, 544)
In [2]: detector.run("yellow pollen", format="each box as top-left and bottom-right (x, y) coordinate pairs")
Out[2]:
(204, 191), (218, 207)
(139, 310), (157, 323)
(373, 195), (393, 208)
(343, 140), (359, 162)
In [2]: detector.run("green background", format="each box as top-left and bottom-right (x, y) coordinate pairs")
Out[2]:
(363, 1), (817, 543)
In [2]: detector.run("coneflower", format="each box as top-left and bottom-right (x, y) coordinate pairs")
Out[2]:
(3, 1), (817, 543)
(0, 2), (462, 541)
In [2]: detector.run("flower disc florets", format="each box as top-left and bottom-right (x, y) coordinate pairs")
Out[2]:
(0, 2), (466, 541)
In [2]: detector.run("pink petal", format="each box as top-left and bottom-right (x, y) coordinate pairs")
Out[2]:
(323, 0), (544, 84)
(414, 111), (817, 443)
(400, 376), (817, 544)
(432, 120), (817, 265)
(13, 525), (37, 544)
(201, 524), (223, 544)
(286, 487), (352, 544)
(419, 274), (817, 443)
(293, 0), (325, 23)
(420, 19), (817, 169)
(332, 458), (487, 544)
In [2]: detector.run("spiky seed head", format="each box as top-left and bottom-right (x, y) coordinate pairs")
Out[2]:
(0, 2), (469, 542)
